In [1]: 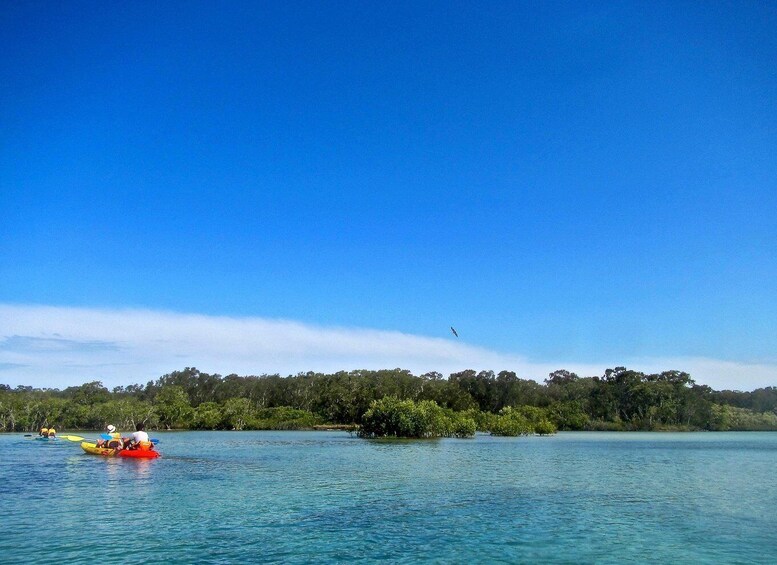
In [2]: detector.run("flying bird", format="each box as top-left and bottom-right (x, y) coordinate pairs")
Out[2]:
(450, 326), (458, 338)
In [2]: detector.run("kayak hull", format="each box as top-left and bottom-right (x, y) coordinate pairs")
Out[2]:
(80, 441), (160, 458)
(120, 447), (160, 458)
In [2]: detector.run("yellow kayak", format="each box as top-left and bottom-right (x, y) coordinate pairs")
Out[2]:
(81, 441), (118, 456)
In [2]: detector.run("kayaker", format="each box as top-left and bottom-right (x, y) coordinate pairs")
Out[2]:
(126, 422), (153, 451)
(39, 427), (48, 437)
(47, 427), (56, 438)
(96, 424), (122, 449)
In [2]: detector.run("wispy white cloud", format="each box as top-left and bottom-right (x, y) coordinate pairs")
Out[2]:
(618, 357), (777, 392)
(0, 304), (774, 391)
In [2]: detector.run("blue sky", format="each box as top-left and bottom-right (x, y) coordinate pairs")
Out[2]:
(1, 2), (776, 390)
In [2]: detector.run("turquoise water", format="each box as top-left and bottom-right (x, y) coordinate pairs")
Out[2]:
(2, 431), (776, 564)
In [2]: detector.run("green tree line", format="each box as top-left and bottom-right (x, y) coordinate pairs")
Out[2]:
(1, 366), (776, 434)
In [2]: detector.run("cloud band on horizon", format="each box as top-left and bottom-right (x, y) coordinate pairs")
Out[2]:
(0, 304), (774, 391)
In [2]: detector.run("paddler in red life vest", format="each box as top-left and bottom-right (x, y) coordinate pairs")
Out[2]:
(96, 424), (122, 449)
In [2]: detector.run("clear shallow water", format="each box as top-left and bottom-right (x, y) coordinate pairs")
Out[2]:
(2, 431), (776, 564)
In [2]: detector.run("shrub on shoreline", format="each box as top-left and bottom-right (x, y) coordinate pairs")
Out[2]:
(358, 396), (476, 438)
(488, 406), (557, 436)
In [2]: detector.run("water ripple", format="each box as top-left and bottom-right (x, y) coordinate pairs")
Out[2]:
(1, 431), (776, 563)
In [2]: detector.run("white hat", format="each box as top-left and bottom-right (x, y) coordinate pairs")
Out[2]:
(107, 425), (116, 433)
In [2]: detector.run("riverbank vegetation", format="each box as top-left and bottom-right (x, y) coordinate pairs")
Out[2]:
(1, 367), (776, 435)
(358, 396), (477, 438)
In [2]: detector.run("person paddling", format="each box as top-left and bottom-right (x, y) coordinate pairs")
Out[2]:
(96, 424), (122, 449)
(47, 427), (56, 438)
(125, 422), (153, 451)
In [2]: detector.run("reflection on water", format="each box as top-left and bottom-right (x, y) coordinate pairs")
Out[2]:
(1, 431), (777, 563)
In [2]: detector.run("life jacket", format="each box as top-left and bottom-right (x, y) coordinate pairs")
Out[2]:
(40, 428), (48, 436)
(106, 432), (122, 448)
(48, 428), (56, 437)
(138, 440), (153, 451)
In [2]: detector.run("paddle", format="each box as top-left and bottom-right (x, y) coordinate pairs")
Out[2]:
(100, 433), (159, 444)
(60, 435), (91, 442)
